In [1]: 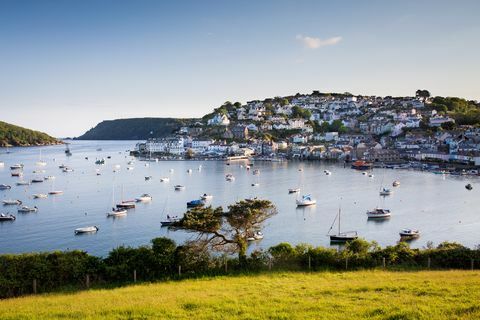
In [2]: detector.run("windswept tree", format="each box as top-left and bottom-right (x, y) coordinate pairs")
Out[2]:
(415, 89), (431, 100)
(173, 199), (277, 264)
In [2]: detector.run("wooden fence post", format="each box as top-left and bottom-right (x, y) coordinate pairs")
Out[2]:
(33, 279), (37, 294)
(345, 257), (348, 270)
(224, 257), (228, 273)
(382, 257), (386, 268)
(268, 258), (272, 271)
(471, 259), (474, 271)
(308, 255), (311, 271)
(86, 274), (90, 289)
(427, 257), (431, 269)
(133, 270), (137, 283)
(178, 265), (182, 276)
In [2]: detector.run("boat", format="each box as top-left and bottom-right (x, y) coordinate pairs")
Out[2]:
(48, 190), (64, 195)
(58, 164), (67, 169)
(3, 199), (22, 205)
(144, 176), (152, 181)
(187, 199), (204, 208)
(33, 170), (46, 174)
(466, 184), (473, 191)
(36, 150), (47, 166)
(379, 188), (392, 196)
(33, 194), (48, 199)
(392, 180), (400, 187)
(351, 160), (373, 170)
(366, 208), (391, 219)
(296, 194), (317, 207)
(161, 215), (180, 226)
(200, 194), (213, 201)
(251, 183), (260, 187)
(298, 168), (303, 172)
(324, 170), (332, 175)
(116, 201), (136, 209)
(126, 166), (134, 170)
(253, 169), (260, 175)
(160, 177), (170, 182)
(328, 207), (358, 243)
(225, 174), (235, 181)
(11, 171), (23, 177)
(16, 181), (31, 186)
(288, 188), (300, 194)
(0, 213), (16, 221)
(65, 143), (72, 156)
(187, 169), (193, 173)
(0, 184), (12, 190)
(107, 208), (127, 217)
(0, 161), (4, 167)
(96, 148), (103, 151)
(399, 228), (420, 238)
(74, 226), (98, 234)
(18, 206), (38, 213)
(362, 172), (368, 175)
(95, 159), (105, 165)
(62, 167), (74, 173)
(174, 185), (185, 191)
(135, 194), (152, 202)
(10, 164), (24, 170)
(31, 178), (44, 183)
(368, 174), (374, 178)
(247, 231), (264, 241)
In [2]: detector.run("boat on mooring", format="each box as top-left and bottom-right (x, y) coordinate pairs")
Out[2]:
(296, 194), (317, 207)
(187, 199), (204, 208)
(247, 231), (264, 241)
(3, 199), (22, 205)
(366, 208), (391, 219)
(288, 188), (300, 194)
(174, 185), (185, 191)
(351, 160), (372, 170)
(328, 207), (358, 243)
(74, 226), (98, 234)
(200, 194), (213, 201)
(379, 188), (393, 196)
(160, 216), (180, 227)
(135, 194), (152, 202)
(399, 229), (420, 239)
(17, 206), (38, 213)
(0, 184), (12, 190)
(0, 213), (16, 221)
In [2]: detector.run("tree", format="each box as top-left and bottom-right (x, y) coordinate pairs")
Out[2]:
(415, 89), (431, 100)
(233, 102), (242, 108)
(172, 199), (277, 264)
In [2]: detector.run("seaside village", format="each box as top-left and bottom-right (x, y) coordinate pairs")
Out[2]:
(135, 92), (480, 171)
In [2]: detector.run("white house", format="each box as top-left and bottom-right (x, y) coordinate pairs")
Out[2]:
(429, 116), (455, 127)
(207, 114), (230, 126)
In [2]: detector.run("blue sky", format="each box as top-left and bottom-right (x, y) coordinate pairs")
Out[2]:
(1, 0), (479, 137)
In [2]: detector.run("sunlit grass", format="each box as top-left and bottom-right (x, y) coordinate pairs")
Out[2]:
(1, 270), (480, 319)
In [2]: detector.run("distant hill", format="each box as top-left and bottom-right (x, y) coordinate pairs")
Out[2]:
(76, 118), (197, 140)
(0, 121), (61, 147)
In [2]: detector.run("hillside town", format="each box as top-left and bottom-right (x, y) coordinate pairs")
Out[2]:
(134, 91), (480, 168)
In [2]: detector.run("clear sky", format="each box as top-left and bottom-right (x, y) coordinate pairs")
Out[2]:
(1, 0), (479, 137)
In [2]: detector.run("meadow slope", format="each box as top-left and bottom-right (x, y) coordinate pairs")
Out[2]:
(1, 271), (480, 320)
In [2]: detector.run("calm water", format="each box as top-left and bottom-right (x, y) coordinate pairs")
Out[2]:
(0, 141), (479, 256)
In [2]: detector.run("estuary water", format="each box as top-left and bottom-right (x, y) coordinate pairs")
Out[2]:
(0, 140), (479, 256)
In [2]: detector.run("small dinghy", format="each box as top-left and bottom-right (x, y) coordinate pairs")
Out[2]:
(10, 164), (24, 170)
(11, 171), (23, 177)
(135, 194), (152, 202)
(399, 229), (420, 239)
(107, 208), (127, 217)
(200, 194), (213, 201)
(0, 184), (12, 190)
(324, 170), (332, 175)
(366, 208), (391, 219)
(31, 178), (44, 183)
(33, 194), (48, 199)
(75, 226), (99, 234)
(174, 185), (185, 191)
(247, 231), (264, 241)
(465, 184), (473, 191)
(288, 188), (300, 194)
(44, 176), (55, 180)
(16, 181), (30, 186)
(0, 213), (16, 221)
(187, 199), (204, 208)
(144, 176), (152, 181)
(116, 201), (136, 209)
(48, 190), (64, 195)
(379, 188), (393, 196)
(392, 180), (400, 187)
(160, 177), (170, 182)
(161, 215), (180, 227)
(251, 183), (260, 187)
(3, 199), (22, 205)
(296, 194), (317, 207)
(18, 206), (38, 213)
(62, 167), (74, 173)
(225, 174), (235, 181)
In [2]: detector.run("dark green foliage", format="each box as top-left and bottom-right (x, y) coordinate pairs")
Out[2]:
(76, 118), (197, 140)
(0, 121), (60, 146)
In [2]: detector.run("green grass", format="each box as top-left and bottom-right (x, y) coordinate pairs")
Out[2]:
(1, 270), (480, 319)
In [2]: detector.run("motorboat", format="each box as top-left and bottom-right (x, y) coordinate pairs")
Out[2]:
(368, 174), (374, 178)
(33, 170), (46, 174)
(135, 194), (152, 202)
(160, 177), (170, 182)
(33, 194), (48, 199)
(0, 184), (12, 190)
(11, 171), (23, 177)
(10, 164), (24, 170)
(44, 176), (56, 180)
(200, 194), (213, 201)
(351, 160), (373, 170)
(288, 188), (300, 194)
(107, 208), (127, 217)
(187, 169), (193, 173)
(225, 174), (235, 181)
(126, 166), (134, 170)
(95, 159), (105, 165)
(379, 188), (392, 196)
(144, 176), (152, 181)
(399, 229), (420, 239)
(116, 201), (136, 209)
(187, 199), (204, 208)
(0, 213), (16, 221)
(296, 194), (317, 207)
(366, 208), (391, 219)
(16, 181), (31, 186)
(3, 199), (22, 205)
(48, 190), (64, 195)
(247, 231), (264, 241)
(466, 184), (473, 191)
(62, 167), (74, 173)
(161, 216), (180, 227)
(392, 180), (400, 187)
(31, 178), (44, 183)
(328, 207), (358, 243)
(174, 185), (185, 191)
(324, 170), (332, 175)
(58, 164), (67, 169)
(251, 183), (260, 187)
(18, 206), (38, 213)
(74, 226), (99, 234)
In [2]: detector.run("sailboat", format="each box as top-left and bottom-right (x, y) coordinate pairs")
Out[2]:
(48, 179), (63, 195)
(116, 185), (135, 209)
(160, 197), (179, 226)
(107, 185), (127, 217)
(65, 143), (72, 156)
(328, 207), (358, 242)
(379, 172), (393, 196)
(36, 149), (47, 166)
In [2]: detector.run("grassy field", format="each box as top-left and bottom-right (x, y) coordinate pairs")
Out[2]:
(1, 270), (480, 319)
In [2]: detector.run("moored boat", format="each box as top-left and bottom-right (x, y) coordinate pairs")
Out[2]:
(107, 208), (127, 217)
(3, 199), (22, 205)
(160, 215), (180, 226)
(366, 208), (391, 219)
(160, 177), (170, 182)
(379, 188), (392, 196)
(247, 231), (264, 241)
(225, 174), (235, 181)
(174, 185), (185, 191)
(0, 184), (12, 190)
(18, 206), (38, 213)
(0, 213), (16, 221)
(48, 190), (64, 195)
(392, 180), (400, 187)
(399, 229), (420, 238)
(11, 171), (23, 177)
(187, 199), (204, 208)
(33, 194), (48, 199)
(16, 181), (30, 186)
(465, 184), (473, 191)
(74, 226), (98, 234)
(135, 194), (152, 202)
(288, 188), (300, 194)
(296, 194), (317, 207)
(351, 160), (373, 170)
(328, 207), (358, 243)
(116, 201), (136, 209)
(10, 164), (24, 170)
(31, 178), (44, 183)
(200, 193), (213, 200)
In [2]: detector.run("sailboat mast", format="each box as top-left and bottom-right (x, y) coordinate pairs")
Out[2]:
(338, 207), (341, 235)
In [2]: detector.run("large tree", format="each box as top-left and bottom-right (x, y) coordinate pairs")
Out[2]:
(172, 199), (277, 263)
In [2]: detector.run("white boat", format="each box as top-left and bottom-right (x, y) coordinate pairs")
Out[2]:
(36, 161), (47, 167)
(324, 170), (332, 175)
(200, 193), (213, 200)
(3, 199), (22, 205)
(251, 183), (259, 187)
(174, 185), (185, 191)
(362, 171), (368, 175)
(10, 164), (24, 170)
(288, 188), (300, 194)
(247, 231), (264, 241)
(74, 226), (99, 234)
(127, 161), (135, 165)
(126, 166), (134, 170)
(33, 170), (46, 174)
(368, 174), (374, 178)
(160, 177), (170, 182)
(399, 229), (420, 238)
(379, 188), (392, 196)
(366, 208), (391, 219)
(296, 194), (317, 206)
(33, 194), (48, 199)
(187, 169), (193, 173)
(0, 184), (12, 190)
(107, 208), (127, 217)
(169, 169), (174, 173)
(160, 216), (180, 227)
(16, 181), (31, 186)
(0, 213), (16, 221)
(44, 175), (55, 180)
(328, 207), (358, 243)
(62, 167), (74, 173)
(225, 174), (235, 181)
(135, 194), (152, 202)
(392, 180), (400, 187)
(0, 161), (4, 167)
(18, 206), (38, 213)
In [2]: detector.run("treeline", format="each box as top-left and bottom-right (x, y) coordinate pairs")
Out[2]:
(0, 121), (60, 147)
(1, 238), (479, 298)
(430, 97), (480, 126)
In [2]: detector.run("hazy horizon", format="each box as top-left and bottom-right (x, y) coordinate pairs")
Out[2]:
(1, 0), (479, 137)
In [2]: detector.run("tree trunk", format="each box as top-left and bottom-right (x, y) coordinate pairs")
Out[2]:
(238, 241), (247, 267)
